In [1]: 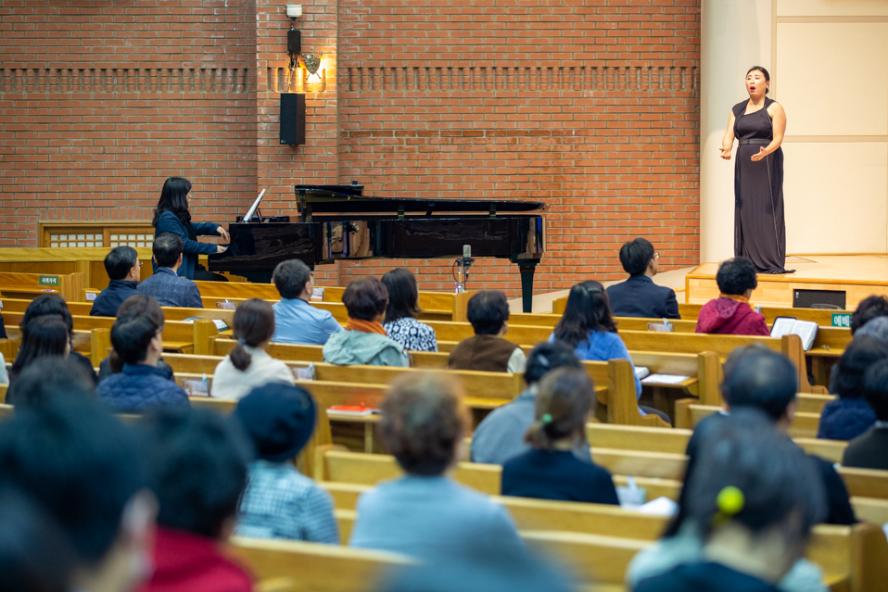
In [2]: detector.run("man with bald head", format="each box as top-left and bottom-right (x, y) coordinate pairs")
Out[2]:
(685, 346), (855, 525)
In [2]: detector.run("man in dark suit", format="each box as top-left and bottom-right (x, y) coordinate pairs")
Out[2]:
(842, 359), (888, 470)
(606, 237), (679, 319)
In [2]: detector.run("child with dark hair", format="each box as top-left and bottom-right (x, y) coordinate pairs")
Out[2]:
(695, 257), (769, 335)
(90, 245), (141, 317)
(97, 295), (189, 413)
(20, 293), (97, 384)
(9, 316), (70, 383)
(140, 408), (252, 591)
(323, 277), (408, 367)
(471, 341), (585, 464)
(551, 280), (642, 396)
(212, 299), (293, 400)
(632, 411), (826, 592)
(501, 367), (619, 504)
(842, 359), (888, 470)
(234, 383), (338, 543)
(351, 373), (521, 559)
(382, 268), (437, 352)
(818, 335), (888, 440)
(449, 290), (525, 373)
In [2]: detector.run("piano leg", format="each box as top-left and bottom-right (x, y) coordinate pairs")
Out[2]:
(516, 258), (539, 313)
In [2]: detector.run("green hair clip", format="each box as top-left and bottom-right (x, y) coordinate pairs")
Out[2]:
(716, 485), (745, 517)
(541, 413), (553, 424)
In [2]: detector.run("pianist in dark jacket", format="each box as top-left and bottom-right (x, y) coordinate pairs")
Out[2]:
(152, 176), (229, 281)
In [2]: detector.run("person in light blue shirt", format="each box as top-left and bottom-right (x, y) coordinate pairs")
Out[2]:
(270, 259), (342, 345)
(350, 372), (522, 559)
(551, 280), (642, 396)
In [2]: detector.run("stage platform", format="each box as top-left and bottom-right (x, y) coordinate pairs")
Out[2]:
(685, 255), (888, 309)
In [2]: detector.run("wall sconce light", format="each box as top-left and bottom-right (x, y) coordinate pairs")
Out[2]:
(301, 53), (322, 82)
(285, 5), (324, 89)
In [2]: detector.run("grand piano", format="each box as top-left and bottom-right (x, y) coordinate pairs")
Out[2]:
(208, 184), (545, 312)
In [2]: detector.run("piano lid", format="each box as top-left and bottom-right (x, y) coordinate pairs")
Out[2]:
(295, 184), (545, 215)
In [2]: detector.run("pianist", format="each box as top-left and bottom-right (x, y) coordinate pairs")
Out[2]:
(271, 260), (342, 345)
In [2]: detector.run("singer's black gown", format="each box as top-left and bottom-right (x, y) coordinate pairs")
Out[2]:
(732, 97), (787, 274)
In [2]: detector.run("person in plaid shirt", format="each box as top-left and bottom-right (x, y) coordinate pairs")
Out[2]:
(233, 383), (338, 543)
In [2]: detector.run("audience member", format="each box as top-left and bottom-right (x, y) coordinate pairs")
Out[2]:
(818, 335), (888, 441)
(854, 315), (888, 345)
(471, 342), (584, 464)
(0, 397), (156, 592)
(0, 487), (76, 592)
(695, 257), (768, 336)
(98, 294), (175, 382)
(350, 373), (522, 558)
(271, 259), (342, 345)
(140, 408), (252, 591)
(501, 367), (619, 505)
(632, 411), (825, 592)
(850, 295), (888, 335)
(212, 299), (294, 400)
(324, 277), (408, 366)
(683, 346), (854, 525)
(20, 293), (97, 384)
(91, 245), (141, 317)
(448, 290), (525, 373)
(842, 359), (888, 470)
(6, 356), (94, 407)
(551, 281), (641, 396)
(382, 267), (437, 352)
(234, 383), (338, 543)
(97, 295), (189, 413)
(9, 316), (69, 383)
(137, 233), (203, 307)
(152, 176), (228, 281)
(606, 238), (679, 319)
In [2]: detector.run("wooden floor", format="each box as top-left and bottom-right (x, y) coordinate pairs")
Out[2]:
(686, 254), (888, 308)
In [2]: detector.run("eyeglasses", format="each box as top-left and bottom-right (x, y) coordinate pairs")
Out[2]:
(654, 252), (660, 260)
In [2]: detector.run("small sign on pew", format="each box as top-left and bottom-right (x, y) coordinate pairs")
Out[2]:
(831, 313), (851, 328)
(38, 275), (60, 287)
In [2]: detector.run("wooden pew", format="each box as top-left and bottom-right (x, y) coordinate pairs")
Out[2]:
(228, 537), (411, 592)
(0, 271), (85, 303)
(675, 401), (822, 439)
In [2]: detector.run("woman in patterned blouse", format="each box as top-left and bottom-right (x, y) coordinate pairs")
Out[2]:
(381, 268), (438, 352)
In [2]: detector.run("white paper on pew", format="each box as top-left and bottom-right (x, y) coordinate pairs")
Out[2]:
(637, 497), (678, 516)
(642, 373), (690, 385)
(634, 366), (650, 380)
(85, 292), (97, 301)
(182, 317), (229, 331)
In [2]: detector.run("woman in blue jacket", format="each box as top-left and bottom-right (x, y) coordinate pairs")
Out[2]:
(152, 177), (229, 280)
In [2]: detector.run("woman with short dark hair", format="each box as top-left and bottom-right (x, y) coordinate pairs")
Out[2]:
(212, 299), (294, 400)
(381, 268), (437, 352)
(9, 316), (70, 384)
(323, 277), (408, 366)
(152, 176), (229, 280)
(350, 372), (522, 558)
(695, 257), (769, 336)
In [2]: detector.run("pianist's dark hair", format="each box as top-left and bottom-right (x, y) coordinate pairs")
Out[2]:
(553, 281), (617, 347)
(381, 268), (421, 323)
(153, 176), (192, 227)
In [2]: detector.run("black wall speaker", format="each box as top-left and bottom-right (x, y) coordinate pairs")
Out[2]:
(280, 93), (305, 146)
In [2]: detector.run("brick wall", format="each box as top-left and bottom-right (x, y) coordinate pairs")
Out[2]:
(0, 0), (700, 297)
(0, 0), (258, 245)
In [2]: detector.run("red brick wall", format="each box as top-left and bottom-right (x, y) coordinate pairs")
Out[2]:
(0, 0), (258, 245)
(335, 0), (700, 293)
(0, 0), (700, 297)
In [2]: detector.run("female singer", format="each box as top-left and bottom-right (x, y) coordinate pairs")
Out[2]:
(720, 66), (791, 274)
(152, 177), (229, 280)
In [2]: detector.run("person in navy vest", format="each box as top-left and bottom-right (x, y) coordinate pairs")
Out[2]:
(152, 177), (229, 281)
(606, 237), (679, 319)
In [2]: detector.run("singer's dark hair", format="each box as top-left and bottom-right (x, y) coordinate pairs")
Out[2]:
(153, 177), (192, 226)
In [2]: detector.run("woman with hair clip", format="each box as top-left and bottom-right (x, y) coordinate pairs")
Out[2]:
(9, 316), (71, 384)
(212, 299), (294, 400)
(551, 280), (642, 397)
(381, 268), (437, 352)
(500, 367), (619, 504)
(630, 410), (828, 592)
(153, 176), (229, 280)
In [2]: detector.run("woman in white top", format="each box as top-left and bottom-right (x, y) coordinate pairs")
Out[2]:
(212, 298), (294, 400)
